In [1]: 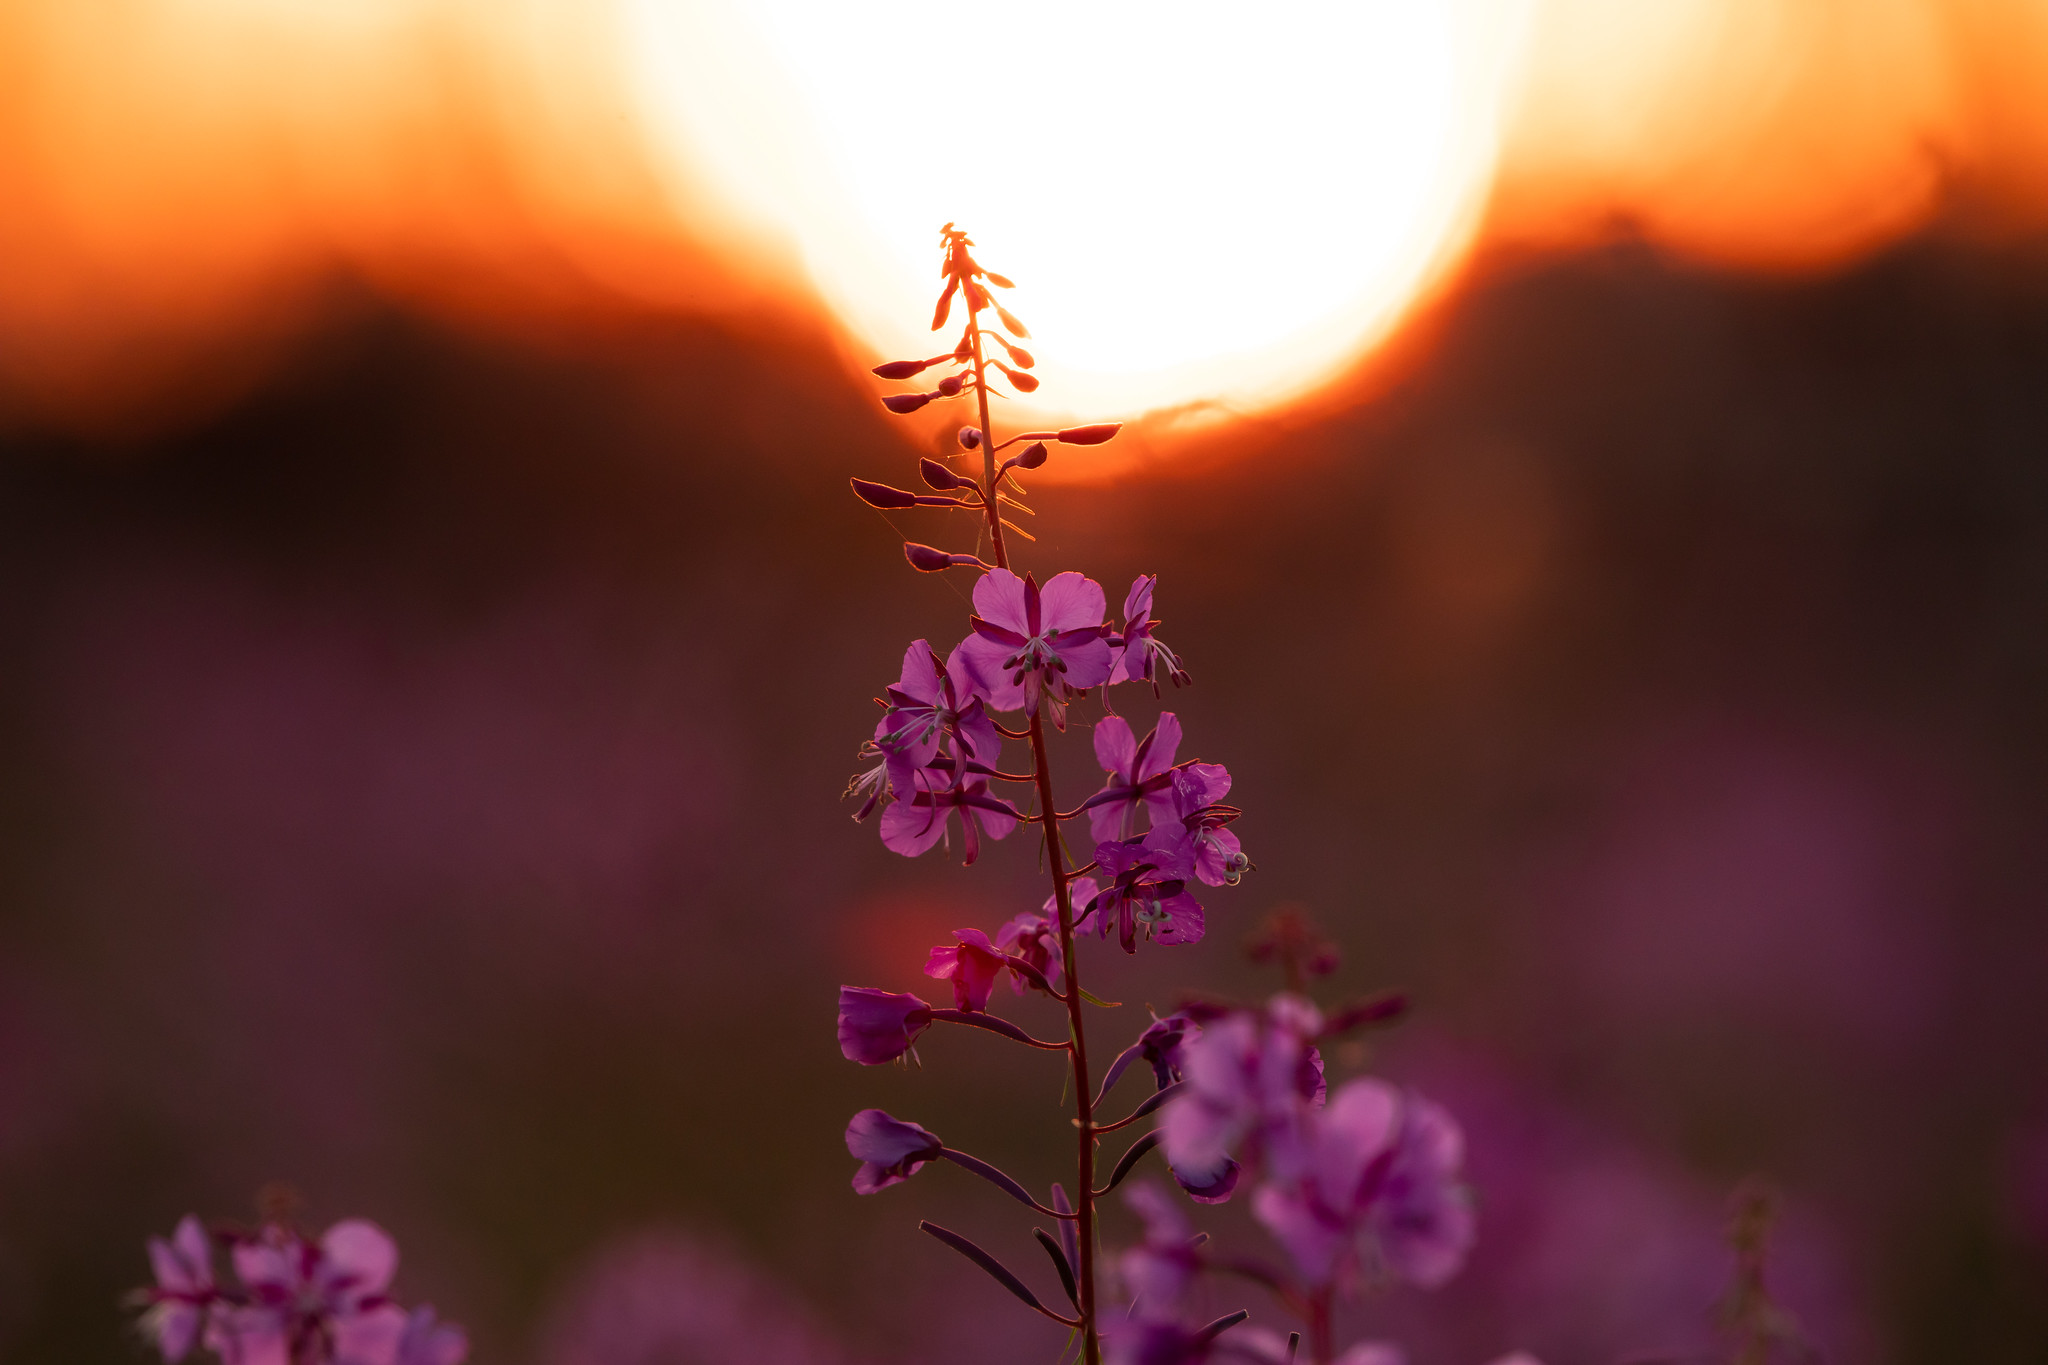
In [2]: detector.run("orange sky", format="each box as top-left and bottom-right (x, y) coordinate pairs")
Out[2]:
(3, 0), (2045, 434)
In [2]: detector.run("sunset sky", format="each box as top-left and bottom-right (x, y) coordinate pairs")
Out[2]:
(2, 6), (2047, 1365)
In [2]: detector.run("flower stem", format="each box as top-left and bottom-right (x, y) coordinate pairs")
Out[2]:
(963, 269), (1100, 1365)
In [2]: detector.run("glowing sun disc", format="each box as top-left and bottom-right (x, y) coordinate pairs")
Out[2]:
(626, 0), (1514, 420)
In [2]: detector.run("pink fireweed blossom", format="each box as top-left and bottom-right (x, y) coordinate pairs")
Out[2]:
(1107, 575), (1191, 694)
(958, 569), (1112, 724)
(1249, 1081), (1475, 1290)
(837, 986), (935, 1065)
(139, 1216), (217, 1362)
(878, 769), (1020, 865)
(1081, 826), (1204, 953)
(874, 639), (1002, 792)
(1081, 713), (1185, 845)
(224, 1219), (408, 1365)
(846, 1109), (944, 1194)
(1100, 1012), (1199, 1096)
(1161, 995), (1328, 1193)
(995, 911), (1063, 995)
(924, 929), (1007, 1012)
(1170, 765), (1251, 887)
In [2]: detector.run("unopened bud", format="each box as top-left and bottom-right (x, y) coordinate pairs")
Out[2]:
(984, 270), (1015, 289)
(919, 458), (965, 490)
(937, 374), (965, 397)
(872, 358), (930, 380)
(1015, 441), (1048, 469)
(931, 279), (958, 331)
(999, 339), (1035, 369)
(903, 543), (987, 573)
(851, 478), (919, 510)
(882, 393), (932, 415)
(1057, 423), (1121, 445)
(995, 305), (1030, 339)
(958, 427), (983, 451)
(998, 364), (1040, 393)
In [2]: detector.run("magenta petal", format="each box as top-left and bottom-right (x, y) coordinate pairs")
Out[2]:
(1251, 1183), (1348, 1282)
(846, 1109), (943, 1194)
(206, 1306), (290, 1365)
(838, 986), (933, 1064)
(143, 1303), (204, 1362)
(1121, 574), (1155, 627)
(1036, 571), (1106, 633)
(880, 788), (950, 857)
(1140, 713), (1183, 779)
(956, 635), (1026, 712)
(970, 568), (1030, 634)
(894, 639), (941, 704)
(230, 1237), (296, 1296)
(1058, 636), (1115, 690)
(332, 1302), (407, 1365)
(320, 1219), (398, 1301)
(1093, 715), (1136, 777)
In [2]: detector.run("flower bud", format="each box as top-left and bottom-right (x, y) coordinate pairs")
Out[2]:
(1015, 441), (1049, 469)
(872, 358), (930, 380)
(919, 458), (966, 490)
(998, 338), (1034, 369)
(904, 542), (957, 572)
(997, 364), (1039, 393)
(936, 374), (965, 397)
(995, 305), (1030, 339)
(882, 393), (932, 415)
(1057, 423), (1122, 445)
(958, 427), (983, 451)
(931, 278), (958, 331)
(984, 270), (1015, 289)
(850, 478), (920, 510)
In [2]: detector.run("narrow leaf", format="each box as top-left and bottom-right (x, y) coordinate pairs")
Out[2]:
(985, 270), (1015, 288)
(1097, 1130), (1162, 1195)
(1077, 986), (1122, 1008)
(1052, 1184), (1079, 1278)
(939, 1147), (1061, 1215)
(1120, 1080), (1185, 1125)
(918, 1221), (1076, 1326)
(931, 278), (958, 331)
(1033, 1228), (1079, 1307)
(926, 1007), (1068, 1050)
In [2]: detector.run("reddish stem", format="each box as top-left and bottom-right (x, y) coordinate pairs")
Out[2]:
(962, 258), (1101, 1365)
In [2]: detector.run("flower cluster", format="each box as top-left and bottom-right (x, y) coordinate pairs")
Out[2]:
(135, 1215), (466, 1365)
(831, 224), (1528, 1365)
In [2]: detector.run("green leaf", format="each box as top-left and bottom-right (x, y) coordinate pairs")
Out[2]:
(1078, 987), (1122, 1008)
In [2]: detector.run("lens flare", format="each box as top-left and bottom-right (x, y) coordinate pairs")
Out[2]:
(625, 0), (1521, 421)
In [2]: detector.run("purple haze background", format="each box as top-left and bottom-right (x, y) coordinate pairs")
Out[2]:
(2, 233), (2047, 1363)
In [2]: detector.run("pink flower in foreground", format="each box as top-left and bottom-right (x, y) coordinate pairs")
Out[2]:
(396, 1307), (468, 1365)
(958, 569), (1111, 719)
(845, 1109), (943, 1194)
(1161, 995), (1326, 1193)
(223, 1220), (408, 1365)
(873, 639), (1001, 792)
(878, 769), (1020, 864)
(140, 1216), (216, 1362)
(1083, 826), (1204, 953)
(924, 929), (1007, 1012)
(836, 986), (934, 1065)
(1250, 1081), (1475, 1289)
(1081, 713), (1185, 845)
(1107, 575), (1191, 694)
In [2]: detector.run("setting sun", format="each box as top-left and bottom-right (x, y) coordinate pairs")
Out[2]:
(626, 0), (1520, 421)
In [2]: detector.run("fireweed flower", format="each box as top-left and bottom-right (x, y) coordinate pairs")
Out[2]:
(1083, 825), (1204, 953)
(1107, 575), (1192, 694)
(874, 639), (1002, 789)
(1100, 1012), (1199, 1095)
(994, 911), (1063, 995)
(1249, 1081), (1475, 1290)
(140, 1216), (216, 1362)
(837, 986), (934, 1065)
(1171, 765), (1251, 888)
(1082, 713), (1185, 845)
(925, 928), (1007, 1011)
(879, 769), (1020, 864)
(958, 569), (1112, 723)
(846, 1109), (944, 1194)
(1162, 995), (1327, 1191)
(226, 1219), (409, 1365)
